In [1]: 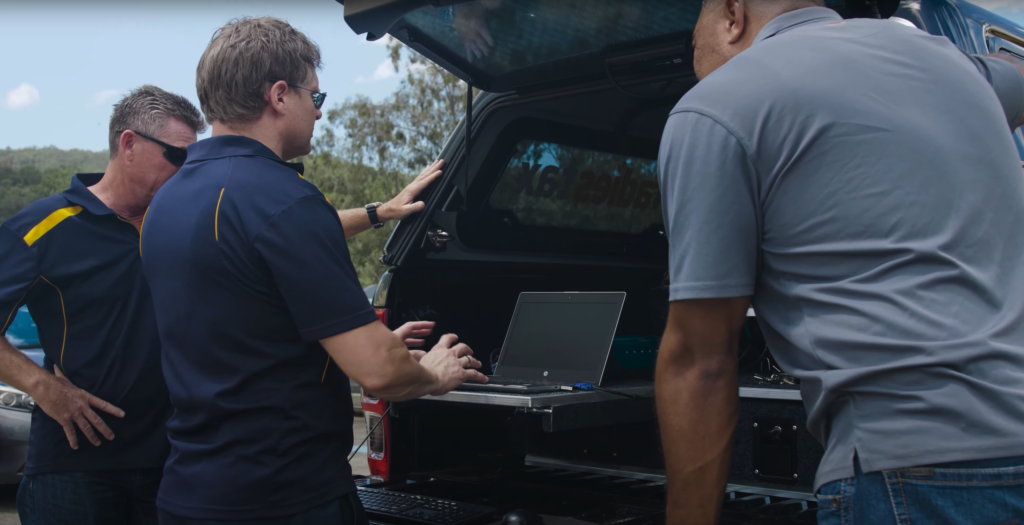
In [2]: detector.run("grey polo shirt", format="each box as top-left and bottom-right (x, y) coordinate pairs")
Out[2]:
(659, 7), (1024, 489)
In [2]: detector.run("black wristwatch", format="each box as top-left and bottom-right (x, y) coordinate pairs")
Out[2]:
(365, 202), (385, 229)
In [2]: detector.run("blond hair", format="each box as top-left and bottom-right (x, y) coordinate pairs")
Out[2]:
(196, 17), (322, 125)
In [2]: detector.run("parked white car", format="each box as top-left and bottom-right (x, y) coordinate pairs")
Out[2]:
(1, 306), (42, 484)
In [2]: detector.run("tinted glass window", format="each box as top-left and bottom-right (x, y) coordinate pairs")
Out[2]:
(404, 0), (701, 76)
(401, 0), (855, 78)
(488, 140), (661, 234)
(5, 306), (40, 348)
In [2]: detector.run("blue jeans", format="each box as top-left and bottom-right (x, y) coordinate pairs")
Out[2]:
(157, 492), (368, 525)
(17, 468), (162, 525)
(817, 456), (1024, 525)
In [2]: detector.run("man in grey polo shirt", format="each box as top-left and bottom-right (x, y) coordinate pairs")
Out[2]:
(655, 1), (1024, 523)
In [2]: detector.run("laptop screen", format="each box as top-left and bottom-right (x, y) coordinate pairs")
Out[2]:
(496, 292), (625, 384)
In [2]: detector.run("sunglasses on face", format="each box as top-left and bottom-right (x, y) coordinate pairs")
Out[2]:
(120, 130), (188, 167)
(269, 79), (327, 110)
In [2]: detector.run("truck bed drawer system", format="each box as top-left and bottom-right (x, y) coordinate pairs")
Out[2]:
(357, 471), (820, 525)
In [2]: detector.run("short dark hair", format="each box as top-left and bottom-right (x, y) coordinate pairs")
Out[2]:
(108, 85), (207, 159)
(196, 17), (322, 125)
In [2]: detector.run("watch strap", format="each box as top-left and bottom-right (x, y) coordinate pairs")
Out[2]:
(366, 202), (385, 229)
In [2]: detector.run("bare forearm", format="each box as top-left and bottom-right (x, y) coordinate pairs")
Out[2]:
(337, 208), (372, 239)
(656, 323), (740, 524)
(0, 337), (51, 396)
(327, 330), (439, 401)
(363, 348), (439, 402)
(337, 204), (401, 240)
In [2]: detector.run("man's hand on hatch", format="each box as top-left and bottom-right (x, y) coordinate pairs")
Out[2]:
(377, 160), (446, 223)
(337, 160), (445, 238)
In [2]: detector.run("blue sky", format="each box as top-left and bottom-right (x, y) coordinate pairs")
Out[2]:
(2, 0), (1024, 152)
(1, 0), (403, 151)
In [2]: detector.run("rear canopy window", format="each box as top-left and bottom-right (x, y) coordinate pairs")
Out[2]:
(398, 0), (858, 81)
(403, 0), (700, 76)
(488, 140), (661, 234)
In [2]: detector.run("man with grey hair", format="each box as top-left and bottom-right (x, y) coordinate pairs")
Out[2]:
(656, 0), (1024, 523)
(142, 17), (484, 525)
(0, 85), (206, 524)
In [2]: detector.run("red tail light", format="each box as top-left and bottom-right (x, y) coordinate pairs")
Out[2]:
(375, 308), (387, 325)
(361, 390), (389, 479)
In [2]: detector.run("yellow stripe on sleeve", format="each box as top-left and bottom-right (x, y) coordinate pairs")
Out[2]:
(215, 188), (225, 241)
(22, 206), (83, 246)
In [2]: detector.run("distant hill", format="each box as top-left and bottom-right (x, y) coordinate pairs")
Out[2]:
(0, 147), (109, 222)
(0, 146), (108, 173)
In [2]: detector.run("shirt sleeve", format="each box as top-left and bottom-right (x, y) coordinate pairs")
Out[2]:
(0, 224), (39, 336)
(253, 196), (379, 342)
(658, 110), (759, 302)
(967, 54), (1024, 128)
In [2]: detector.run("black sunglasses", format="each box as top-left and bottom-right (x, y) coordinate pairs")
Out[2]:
(120, 130), (188, 167)
(269, 79), (327, 110)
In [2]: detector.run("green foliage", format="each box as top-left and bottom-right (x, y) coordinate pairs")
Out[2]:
(316, 39), (474, 174)
(0, 147), (108, 173)
(311, 39), (471, 286)
(0, 148), (109, 222)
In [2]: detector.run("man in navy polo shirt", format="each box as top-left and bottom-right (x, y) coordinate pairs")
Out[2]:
(0, 85), (207, 524)
(141, 17), (487, 525)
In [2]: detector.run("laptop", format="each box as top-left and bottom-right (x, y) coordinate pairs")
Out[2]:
(458, 292), (626, 394)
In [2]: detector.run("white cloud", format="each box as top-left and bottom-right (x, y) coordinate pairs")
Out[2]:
(92, 89), (123, 105)
(356, 59), (398, 83)
(972, 0), (1024, 12)
(5, 83), (40, 110)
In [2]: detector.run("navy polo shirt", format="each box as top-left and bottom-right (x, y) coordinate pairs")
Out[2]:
(0, 173), (170, 474)
(141, 135), (378, 520)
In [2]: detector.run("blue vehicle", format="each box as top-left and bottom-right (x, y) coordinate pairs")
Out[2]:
(334, 0), (1024, 523)
(0, 306), (42, 484)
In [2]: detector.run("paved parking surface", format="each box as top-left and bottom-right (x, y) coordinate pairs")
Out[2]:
(0, 419), (372, 524)
(0, 485), (16, 525)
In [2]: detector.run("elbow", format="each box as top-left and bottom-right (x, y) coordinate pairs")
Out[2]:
(657, 345), (737, 386)
(691, 361), (735, 386)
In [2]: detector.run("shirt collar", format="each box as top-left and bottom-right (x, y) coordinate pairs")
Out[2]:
(62, 173), (116, 216)
(753, 7), (843, 45)
(185, 135), (305, 176)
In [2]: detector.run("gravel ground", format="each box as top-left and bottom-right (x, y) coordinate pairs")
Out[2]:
(0, 418), (373, 524)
